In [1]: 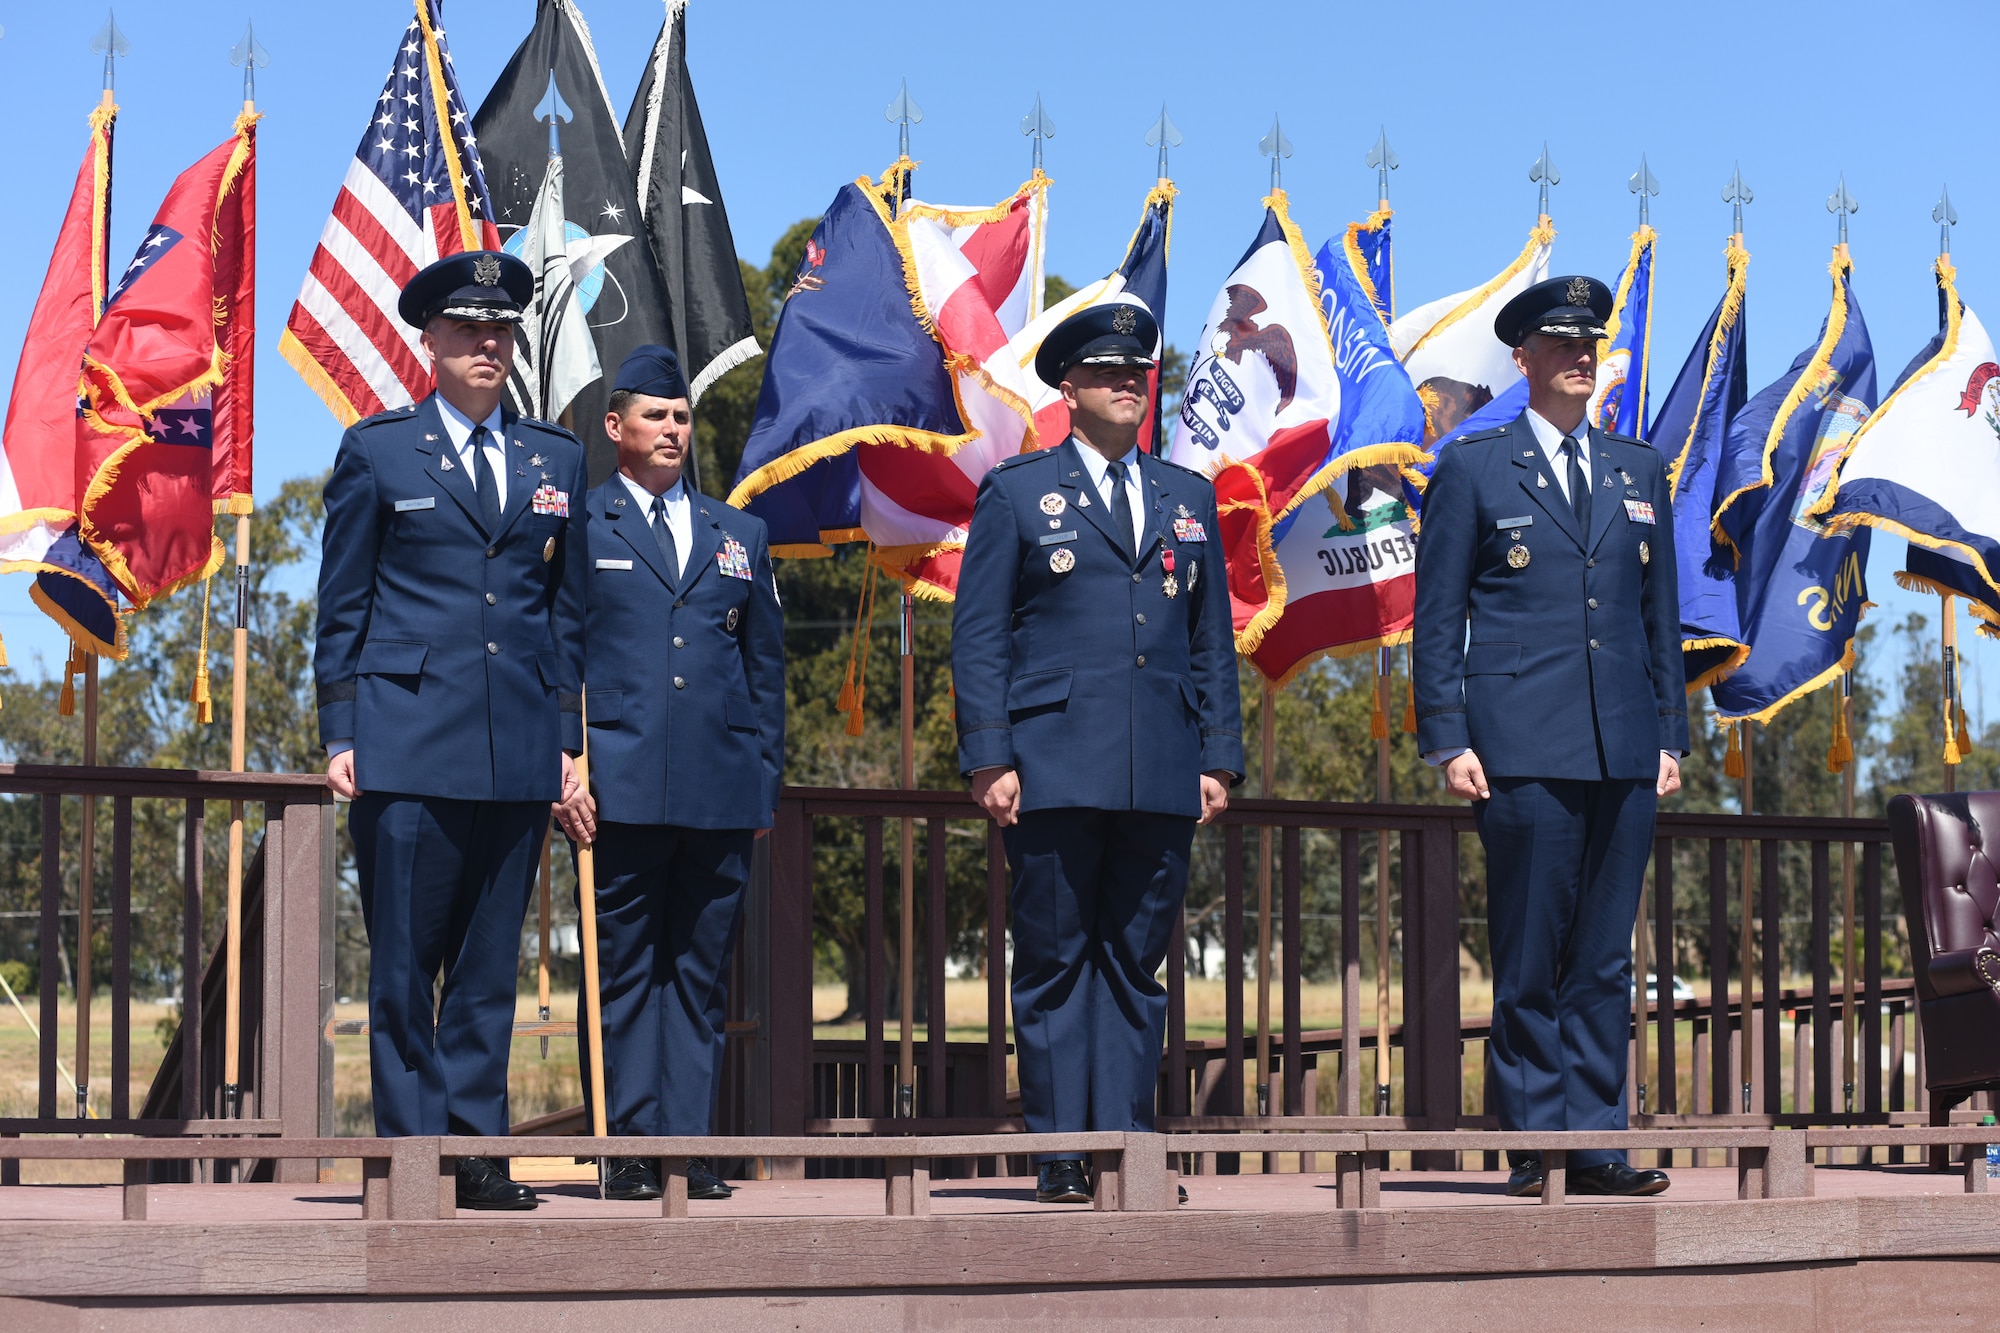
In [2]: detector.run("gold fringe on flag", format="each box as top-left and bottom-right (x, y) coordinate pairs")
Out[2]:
(190, 572), (215, 725)
(1724, 722), (1744, 779)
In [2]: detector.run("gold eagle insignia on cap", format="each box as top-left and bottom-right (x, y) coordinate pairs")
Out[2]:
(1566, 276), (1592, 306)
(1112, 306), (1137, 335)
(473, 254), (502, 287)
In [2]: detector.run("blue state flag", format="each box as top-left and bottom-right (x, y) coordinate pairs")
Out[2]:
(1652, 241), (1751, 690)
(1591, 227), (1657, 437)
(1711, 256), (1875, 723)
(727, 181), (966, 553)
(1344, 210), (1393, 326)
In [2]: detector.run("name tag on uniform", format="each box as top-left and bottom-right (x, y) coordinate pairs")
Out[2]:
(595, 558), (634, 570)
(531, 484), (570, 517)
(1495, 514), (1532, 529)
(718, 536), (753, 580)
(1039, 530), (1078, 546)
(1623, 499), (1657, 525)
(394, 497), (435, 512)
(1172, 517), (1208, 542)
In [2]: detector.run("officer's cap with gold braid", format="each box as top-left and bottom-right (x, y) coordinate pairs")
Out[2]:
(1494, 275), (1614, 347)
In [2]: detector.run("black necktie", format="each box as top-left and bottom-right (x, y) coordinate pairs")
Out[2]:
(470, 425), (501, 531)
(1562, 435), (1591, 532)
(650, 494), (678, 577)
(1106, 459), (1136, 562)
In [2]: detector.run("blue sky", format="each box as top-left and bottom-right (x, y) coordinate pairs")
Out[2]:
(0, 0), (1988, 721)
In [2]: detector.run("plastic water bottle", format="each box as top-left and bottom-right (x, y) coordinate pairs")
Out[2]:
(1984, 1116), (1999, 1180)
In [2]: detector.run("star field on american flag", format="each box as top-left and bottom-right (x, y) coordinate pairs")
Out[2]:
(284, 3), (503, 424)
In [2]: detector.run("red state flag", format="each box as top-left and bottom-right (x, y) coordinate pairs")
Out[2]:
(77, 113), (256, 607)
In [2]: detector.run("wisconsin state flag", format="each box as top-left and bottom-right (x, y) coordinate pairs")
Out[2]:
(77, 113), (256, 607)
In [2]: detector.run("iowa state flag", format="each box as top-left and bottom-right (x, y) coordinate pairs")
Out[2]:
(1169, 191), (1421, 650)
(76, 114), (257, 608)
(1711, 253), (1874, 724)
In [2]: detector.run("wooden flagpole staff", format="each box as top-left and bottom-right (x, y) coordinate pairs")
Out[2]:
(574, 687), (611, 1186)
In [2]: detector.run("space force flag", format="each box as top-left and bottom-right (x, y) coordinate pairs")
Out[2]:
(76, 113), (258, 610)
(1590, 226), (1657, 436)
(0, 99), (124, 656)
(1170, 191), (1422, 651)
(1655, 239), (1751, 691)
(1818, 258), (2000, 629)
(1710, 253), (1875, 724)
(1237, 226), (1428, 681)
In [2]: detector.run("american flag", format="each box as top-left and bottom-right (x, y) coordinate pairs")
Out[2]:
(280, 0), (500, 426)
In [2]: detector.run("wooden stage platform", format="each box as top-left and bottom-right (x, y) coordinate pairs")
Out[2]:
(3, 1164), (1997, 1331)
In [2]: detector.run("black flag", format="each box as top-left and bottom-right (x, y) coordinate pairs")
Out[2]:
(473, 0), (676, 486)
(623, 0), (760, 404)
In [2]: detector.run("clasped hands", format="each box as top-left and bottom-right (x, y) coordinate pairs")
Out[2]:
(972, 766), (1233, 827)
(1444, 750), (1681, 802)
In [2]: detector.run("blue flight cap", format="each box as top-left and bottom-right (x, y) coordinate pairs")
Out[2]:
(1034, 296), (1160, 387)
(397, 250), (533, 329)
(612, 344), (691, 401)
(1494, 275), (1614, 347)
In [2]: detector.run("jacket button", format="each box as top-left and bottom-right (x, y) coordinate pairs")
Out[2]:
(673, 636), (686, 648)
(485, 593), (497, 606)
(674, 599), (687, 608)
(486, 642), (499, 655)
(1586, 558), (1596, 568)
(673, 676), (687, 689)
(486, 547), (497, 559)
(1589, 639), (1600, 650)
(1588, 597), (1599, 610)
(1135, 613), (1147, 626)
(1132, 572), (1141, 583)
(1136, 655), (1147, 667)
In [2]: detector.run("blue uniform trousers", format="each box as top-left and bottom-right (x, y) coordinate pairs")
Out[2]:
(1004, 808), (1193, 1161)
(1476, 777), (1656, 1169)
(576, 823), (752, 1136)
(351, 794), (545, 1138)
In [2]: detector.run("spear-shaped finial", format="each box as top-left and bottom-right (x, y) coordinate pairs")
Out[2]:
(1934, 185), (1958, 260)
(1020, 93), (1055, 174)
(534, 70), (572, 161)
(230, 21), (270, 107)
(1827, 173), (1858, 247)
(1145, 103), (1182, 182)
(886, 78), (923, 161)
(1530, 142), (1559, 218)
(1629, 153), (1660, 227)
(1259, 114), (1294, 192)
(91, 11), (130, 95)
(1723, 163), (1753, 238)
(1366, 127), (1399, 207)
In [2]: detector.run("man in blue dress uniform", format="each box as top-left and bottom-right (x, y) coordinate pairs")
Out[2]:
(316, 251), (589, 1211)
(553, 346), (785, 1203)
(1412, 276), (1688, 1199)
(952, 298), (1245, 1205)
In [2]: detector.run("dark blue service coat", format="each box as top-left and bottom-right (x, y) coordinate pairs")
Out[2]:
(1412, 415), (1688, 779)
(315, 395), (588, 799)
(951, 438), (1245, 812)
(580, 479), (785, 828)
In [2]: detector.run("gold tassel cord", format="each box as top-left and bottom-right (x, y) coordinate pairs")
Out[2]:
(57, 641), (82, 717)
(1402, 647), (1418, 734)
(1724, 722), (1744, 779)
(844, 555), (880, 739)
(1826, 690), (1853, 774)
(190, 572), (215, 725)
(1370, 682), (1388, 740)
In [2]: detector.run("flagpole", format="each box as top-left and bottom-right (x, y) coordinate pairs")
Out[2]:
(1628, 159), (1657, 1120)
(1840, 672), (1856, 1115)
(1255, 682), (1275, 1117)
(1366, 128), (1398, 1119)
(886, 80), (922, 1119)
(1943, 594), (1960, 792)
(221, 25), (267, 1125)
(537, 822), (553, 1059)
(1739, 720), (1754, 1112)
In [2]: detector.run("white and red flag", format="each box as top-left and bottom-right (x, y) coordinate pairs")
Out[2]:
(281, 0), (500, 425)
(1168, 190), (1423, 650)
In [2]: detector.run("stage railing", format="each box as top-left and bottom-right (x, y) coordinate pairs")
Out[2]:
(0, 765), (334, 1184)
(763, 787), (1938, 1174)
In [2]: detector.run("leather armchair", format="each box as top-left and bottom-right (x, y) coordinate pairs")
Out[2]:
(1886, 793), (2000, 1133)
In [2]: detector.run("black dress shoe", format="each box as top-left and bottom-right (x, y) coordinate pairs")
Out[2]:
(456, 1156), (538, 1211)
(603, 1157), (662, 1202)
(687, 1158), (734, 1200)
(1504, 1162), (1544, 1198)
(1035, 1160), (1092, 1204)
(1569, 1162), (1670, 1197)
